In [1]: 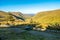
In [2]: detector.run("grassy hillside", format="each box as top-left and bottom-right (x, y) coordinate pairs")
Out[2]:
(33, 9), (60, 24)
(0, 11), (25, 26)
(9, 12), (25, 21)
(0, 11), (14, 21)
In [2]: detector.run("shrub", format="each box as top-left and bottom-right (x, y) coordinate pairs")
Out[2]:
(47, 23), (60, 30)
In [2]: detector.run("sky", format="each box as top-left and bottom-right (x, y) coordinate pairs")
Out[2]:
(0, 0), (60, 14)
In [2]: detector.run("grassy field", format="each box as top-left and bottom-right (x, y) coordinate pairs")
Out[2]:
(0, 28), (45, 40)
(0, 28), (60, 40)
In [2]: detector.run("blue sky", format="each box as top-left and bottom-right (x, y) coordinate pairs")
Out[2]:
(0, 0), (60, 14)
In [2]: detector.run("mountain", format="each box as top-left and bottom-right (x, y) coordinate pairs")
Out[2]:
(23, 14), (34, 19)
(33, 9), (60, 24)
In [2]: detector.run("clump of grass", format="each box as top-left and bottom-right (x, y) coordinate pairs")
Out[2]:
(47, 23), (60, 31)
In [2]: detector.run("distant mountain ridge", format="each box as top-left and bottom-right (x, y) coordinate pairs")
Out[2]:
(23, 14), (34, 19)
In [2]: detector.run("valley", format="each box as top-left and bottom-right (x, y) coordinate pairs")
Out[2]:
(0, 9), (60, 40)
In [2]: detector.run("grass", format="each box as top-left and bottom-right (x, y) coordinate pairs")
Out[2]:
(0, 27), (60, 40)
(0, 28), (45, 40)
(33, 9), (60, 24)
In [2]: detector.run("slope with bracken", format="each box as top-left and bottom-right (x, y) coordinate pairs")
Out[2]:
(0, 11), (25, 26)
(9, 12), (25, 21)
(33, 9), (60, 24)
(0, 11), (14, 21)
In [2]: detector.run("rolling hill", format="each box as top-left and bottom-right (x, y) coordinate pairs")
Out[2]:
(0, 11), (25, 21)
(9, 12), (25, 21)
(0, 11), (14, 21)
(33, 9), (60, 24)
(0, 11), (25, 26)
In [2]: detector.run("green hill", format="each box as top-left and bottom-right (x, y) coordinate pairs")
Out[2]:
(0, 11), (25, 21)
(33, 9), (60, 24)
(9, 12), (25, 21)
(0, 11), (14, 21)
